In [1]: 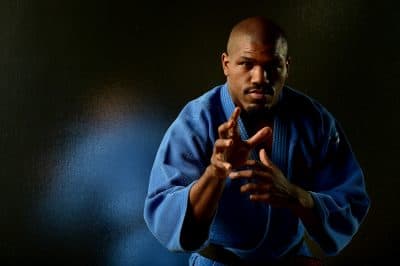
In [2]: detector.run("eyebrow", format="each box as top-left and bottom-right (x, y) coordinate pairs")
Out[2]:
(238, 56), (282, 63)
(238, 56), (255, 61)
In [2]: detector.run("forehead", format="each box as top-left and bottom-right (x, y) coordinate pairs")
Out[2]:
(231, 35), (287, 59)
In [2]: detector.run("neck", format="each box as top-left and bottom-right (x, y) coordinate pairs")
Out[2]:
(242, 107), (274, 123)
(240, 108), (274, 138)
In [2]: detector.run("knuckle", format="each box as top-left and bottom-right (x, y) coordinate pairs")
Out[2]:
(210, 157), (216, 165)
(211, 156), (219, 165)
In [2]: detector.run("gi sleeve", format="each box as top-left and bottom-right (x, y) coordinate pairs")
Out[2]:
(306, 118), (370, 255)
(143, 105), (212, 252)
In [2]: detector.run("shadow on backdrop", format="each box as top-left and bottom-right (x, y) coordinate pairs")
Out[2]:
(33, 85), (189, 265)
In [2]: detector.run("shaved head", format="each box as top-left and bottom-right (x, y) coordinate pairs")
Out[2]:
(226, 16), (288, 58)
(221, 16), (290, 113)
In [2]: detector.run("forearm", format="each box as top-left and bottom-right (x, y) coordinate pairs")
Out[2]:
(180, 165), (226, 250)
(189, 165), (226, 224)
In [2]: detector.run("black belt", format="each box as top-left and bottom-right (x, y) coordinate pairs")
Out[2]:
(198, 242), (323, 266)
(199, 243), (242, 265)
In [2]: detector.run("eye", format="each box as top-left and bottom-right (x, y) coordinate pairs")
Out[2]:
(275, 65), (283, 72)
(239, 61), (254, 70)
(266, 64), (283, 74)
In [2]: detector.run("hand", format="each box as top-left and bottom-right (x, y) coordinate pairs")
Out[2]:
(189, 109), (272, 227)
(212, 107), (271, 173)
(229, 149), (300, 208)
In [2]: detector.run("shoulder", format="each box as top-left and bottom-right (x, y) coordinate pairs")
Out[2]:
(163, 85), (225, 142)
(181, 85), (223, 114)
(282, 86), (336, 132)
(280, 86), (340, 150)
(176, 85), (225, 127)
(282, 86), (332, 118)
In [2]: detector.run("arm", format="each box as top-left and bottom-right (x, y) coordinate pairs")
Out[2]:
(304, 121), (370, 255)
(230, 120), (370, 255)
(183, 108), (271, 249)
(229, 149), (317, 222)
(144, 107), (271, 251)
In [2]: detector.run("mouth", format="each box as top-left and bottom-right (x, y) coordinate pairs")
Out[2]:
(245, 86), (275, 100)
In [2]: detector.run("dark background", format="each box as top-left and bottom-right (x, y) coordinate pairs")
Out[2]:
(1, 1), (398, 265)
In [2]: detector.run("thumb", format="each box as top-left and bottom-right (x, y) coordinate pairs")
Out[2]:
(247, 127), (272, 148)
(259, 148), (273, 167)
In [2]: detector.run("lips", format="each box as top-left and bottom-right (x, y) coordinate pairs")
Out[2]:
(248, 88), (263, 94)
(246, 86), (275, 96)
(246, 86), (274, 101)
(248, 89), (267, 100)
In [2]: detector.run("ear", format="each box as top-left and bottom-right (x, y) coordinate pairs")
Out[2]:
(285, 56), (291, 78)
(221, 52), (230, 76)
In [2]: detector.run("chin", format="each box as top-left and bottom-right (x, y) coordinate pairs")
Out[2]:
(247, 101), (272, 111)
(244, 104), (270, 116)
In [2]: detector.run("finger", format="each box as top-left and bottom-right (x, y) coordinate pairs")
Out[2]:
(249, 193), (271, 202)
(230, 107), (241, 124)
(218, 121), (233, 138)
(240, 183), (271, 193)
(214, 139), (233, 154)
(246, 127), (272, 148)
(229, 169), (255, 179)
(226, 107), (241, 138)
(211, 156), (232, 172)
(227, 107), (241, 139)
(229, 169), (272, 180)
(218, 107), (241, 138)
(242, 160), (272, 171)
(259, 148), (273, 168)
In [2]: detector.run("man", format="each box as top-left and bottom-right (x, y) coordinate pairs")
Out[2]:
(144, 16), (370, 265)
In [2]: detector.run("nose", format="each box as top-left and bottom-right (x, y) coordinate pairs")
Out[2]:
(251, 66), (269, 85)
